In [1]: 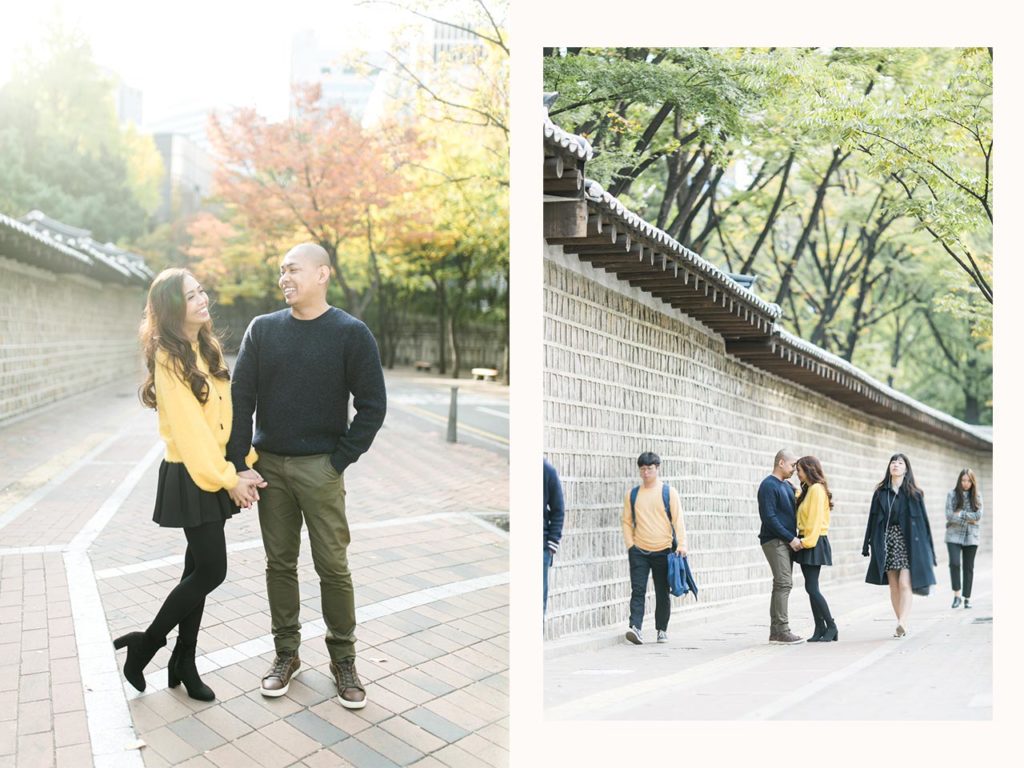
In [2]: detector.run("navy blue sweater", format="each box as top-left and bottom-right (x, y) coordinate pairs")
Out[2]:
(757, 475), (797, 544)
(544, 459), (565, 552)
(226, 307), (386, 474)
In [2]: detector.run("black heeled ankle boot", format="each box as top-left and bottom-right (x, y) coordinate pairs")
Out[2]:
(806, 621), (827, 642)
(113, 631), (167, 691)
(821, 621), (839, 642)
(168, 638), (215, 702)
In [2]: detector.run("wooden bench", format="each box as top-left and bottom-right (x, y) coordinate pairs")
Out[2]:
(414, 361), (432, 372)
(471, 367), (499, 381)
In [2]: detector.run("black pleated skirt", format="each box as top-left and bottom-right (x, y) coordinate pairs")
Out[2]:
(152, 460), (237, 528)
(794, 535), (833, 566)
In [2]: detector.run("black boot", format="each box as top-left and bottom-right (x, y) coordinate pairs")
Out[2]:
(821, 620), (839, 642)
(168, 638), (215, 702)
(806, 620), (827, 642)
(113, 631), (167, 691)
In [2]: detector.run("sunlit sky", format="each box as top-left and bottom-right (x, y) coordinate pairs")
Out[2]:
(0, 0), (405, 125)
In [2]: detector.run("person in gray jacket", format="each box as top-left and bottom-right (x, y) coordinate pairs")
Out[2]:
(945, 468), (983, 609)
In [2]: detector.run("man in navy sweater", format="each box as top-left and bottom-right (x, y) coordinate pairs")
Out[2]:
(227, 242), (386, 708)
(543, 458), (565, 614)
(757, 449), (804, 645)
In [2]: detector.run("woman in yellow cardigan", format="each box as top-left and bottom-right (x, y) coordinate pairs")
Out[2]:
(113, 269), (264, 700)
(794, 456), (838, 642)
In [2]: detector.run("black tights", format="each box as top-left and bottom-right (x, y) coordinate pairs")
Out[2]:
(145, 520), (227, 643)
(800, 564), (834, 627)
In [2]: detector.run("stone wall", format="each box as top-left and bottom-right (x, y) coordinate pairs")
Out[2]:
(0, 256), (146, 423)
(543, 246), (993, 640)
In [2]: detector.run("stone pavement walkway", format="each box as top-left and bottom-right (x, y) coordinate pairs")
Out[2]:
(545, 557), (991, 720)
(0, 374), (509, 767)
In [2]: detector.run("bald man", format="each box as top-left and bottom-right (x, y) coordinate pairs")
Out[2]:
(757, 449), (804, 644)
(227, 242), (386, 708)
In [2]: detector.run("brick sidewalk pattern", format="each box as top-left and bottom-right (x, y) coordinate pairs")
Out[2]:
(0, 375), (509, 767)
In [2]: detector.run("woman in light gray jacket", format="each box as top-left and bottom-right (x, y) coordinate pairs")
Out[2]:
(945, 468), (983, 609)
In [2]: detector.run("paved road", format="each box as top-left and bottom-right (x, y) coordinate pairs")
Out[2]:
(0, 370), (509, 767)
(386, 371), (508, 459)
(545, 559), (992, 721)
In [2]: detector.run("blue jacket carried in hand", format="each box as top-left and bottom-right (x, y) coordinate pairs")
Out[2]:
(668, 553), (698, 599)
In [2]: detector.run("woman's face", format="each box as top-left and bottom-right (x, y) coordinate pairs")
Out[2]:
(960, 473), (973, 491)
(796, 464), (808, 484)
(889, 456), (907, 479)
(182, 274), (210, 332)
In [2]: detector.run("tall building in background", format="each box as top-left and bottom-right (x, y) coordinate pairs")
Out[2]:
(151, 132), (212, 223)
(290, 29), (388, 122)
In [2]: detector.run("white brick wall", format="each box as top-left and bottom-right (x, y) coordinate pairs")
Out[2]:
(543, 246), (993, 639)
(0, 256), (145, 423)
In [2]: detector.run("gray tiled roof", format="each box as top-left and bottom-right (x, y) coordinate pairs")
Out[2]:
(543, 107), (593, 162)
(582, 179), (781, 320)
(1, 210), (153, 286)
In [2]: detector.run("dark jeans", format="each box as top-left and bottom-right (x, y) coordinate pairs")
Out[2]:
(947, 542), (978, 597)
(628, 546), (671, 631)
(543, 548), (553, 613)
(146, 519), (227, 642)
(800, 563), (833, 628)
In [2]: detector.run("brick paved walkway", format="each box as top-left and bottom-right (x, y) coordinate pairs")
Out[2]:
(0, 374), (509, 767)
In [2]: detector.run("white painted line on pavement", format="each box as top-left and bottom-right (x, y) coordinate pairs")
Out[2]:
(94, 511), (504, 579)
(135, 570), (511, 696)
(61, 442), (162, 768)
(546, 644), (779, 720)
(69, 441), (164, 553)
(738, 615), (943, 720)
(475, 407), (509, 420)
(0, 544), (64, 556)
(0, 427), (129, 532)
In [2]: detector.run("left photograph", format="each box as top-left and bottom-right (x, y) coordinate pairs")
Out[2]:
(0, 1), (509, 766)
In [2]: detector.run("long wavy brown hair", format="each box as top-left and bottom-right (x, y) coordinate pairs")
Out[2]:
(139, 268), (229, 409)
(953, 468), (980, 512)
(796, 455), (834, 510)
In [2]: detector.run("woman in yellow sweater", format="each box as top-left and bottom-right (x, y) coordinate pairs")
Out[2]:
(794, 456), (838, 642)
(113, 269), (263, 700)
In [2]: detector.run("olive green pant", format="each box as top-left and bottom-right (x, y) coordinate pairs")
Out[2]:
(255, 451), (355, 661)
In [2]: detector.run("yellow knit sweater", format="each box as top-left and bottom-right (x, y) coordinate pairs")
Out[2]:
(797, 483), (830, 549)
(621, 482), (686, 551)
(155, 347), (256, 492)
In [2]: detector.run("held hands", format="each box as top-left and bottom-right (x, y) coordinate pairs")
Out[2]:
(789, 537), (804, 552)
(228, 469), (268, 509)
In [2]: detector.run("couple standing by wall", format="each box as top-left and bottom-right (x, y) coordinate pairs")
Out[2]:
(113, 242), (386, 709)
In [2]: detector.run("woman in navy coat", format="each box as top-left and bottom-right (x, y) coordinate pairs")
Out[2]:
(862, 453), (937, 638)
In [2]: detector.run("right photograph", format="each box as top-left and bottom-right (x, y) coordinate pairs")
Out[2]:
(541, 47), (993, 720)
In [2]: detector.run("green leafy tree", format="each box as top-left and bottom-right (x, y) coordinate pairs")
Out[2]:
(0, 21), (162, 241)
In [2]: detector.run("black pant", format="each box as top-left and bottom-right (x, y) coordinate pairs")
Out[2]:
(628, 547), (671, 631)
(947, 542), (978, 598)
(800, 564), (833, 627)
(146, 520), (227, 643)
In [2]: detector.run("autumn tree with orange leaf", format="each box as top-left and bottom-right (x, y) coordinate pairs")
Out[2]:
(201, 84), (418, 318)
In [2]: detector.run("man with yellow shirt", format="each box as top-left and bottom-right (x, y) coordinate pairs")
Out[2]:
(622, 452), (687, 645)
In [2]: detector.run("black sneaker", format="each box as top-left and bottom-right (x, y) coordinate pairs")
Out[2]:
(625, 626), (643, 645)
(260, 652), (300, 697)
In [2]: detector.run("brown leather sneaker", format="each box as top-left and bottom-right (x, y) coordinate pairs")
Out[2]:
(260, 652), (300, 697)
(768, 630), (804, 645)
(330, 658), (366, 709)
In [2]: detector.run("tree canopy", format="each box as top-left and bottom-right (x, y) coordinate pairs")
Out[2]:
(544, 47), (992, 423)
(0, 23), (162, 242)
